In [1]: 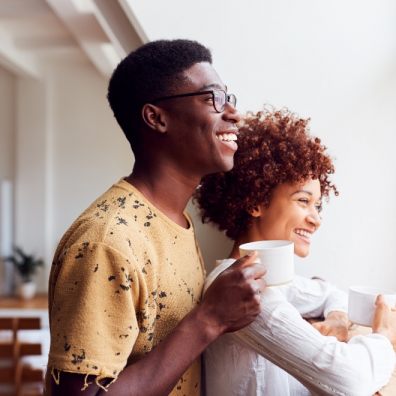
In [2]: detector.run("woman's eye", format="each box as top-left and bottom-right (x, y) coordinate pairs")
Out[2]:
(298, 198), (309, 204)
(315, 204), (323, 213)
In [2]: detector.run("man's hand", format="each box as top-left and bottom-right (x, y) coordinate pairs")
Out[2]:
(200, 252), (266, 336)
(312, 311), (350, 341)
(372, 295), (396, 350)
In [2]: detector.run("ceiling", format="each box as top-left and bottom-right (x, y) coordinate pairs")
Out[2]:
(0, 0), (147, 78)
(1, 0), (395, 115)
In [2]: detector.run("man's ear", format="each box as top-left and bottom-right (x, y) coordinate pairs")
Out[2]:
(249, 206), (263, 218)
(141, 104), (167, 133)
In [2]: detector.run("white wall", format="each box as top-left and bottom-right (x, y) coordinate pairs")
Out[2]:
(0, 66), (15, 293)
(15, 77), (49, 291)
(12, 54), (132, 292)
(44, 56), (132, 247)
(129, 0), (396, 290)
(0, 66), (15, 180)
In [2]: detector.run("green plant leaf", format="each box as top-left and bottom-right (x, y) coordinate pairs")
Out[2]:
(7, 246), (44, 282)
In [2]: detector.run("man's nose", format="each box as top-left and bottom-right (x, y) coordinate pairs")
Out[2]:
(223, 102), (241, 124)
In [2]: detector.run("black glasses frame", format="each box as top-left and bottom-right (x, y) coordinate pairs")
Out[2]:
(150, 90), (237, 113)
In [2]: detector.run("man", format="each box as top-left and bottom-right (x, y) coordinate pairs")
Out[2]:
(46, 39), (266, 395)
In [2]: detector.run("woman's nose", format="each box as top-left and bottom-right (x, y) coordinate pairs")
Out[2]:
(307, 211), (321, 229)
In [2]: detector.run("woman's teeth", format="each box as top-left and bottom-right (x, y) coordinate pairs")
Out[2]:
(295, 229), (311, 238)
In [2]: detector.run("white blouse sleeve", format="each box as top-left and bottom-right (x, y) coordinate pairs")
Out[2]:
(283, 276), (348, 318)
(233, 287), (395, 396)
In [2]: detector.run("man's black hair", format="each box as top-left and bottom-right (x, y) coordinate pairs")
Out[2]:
(107, 39), (212, 150)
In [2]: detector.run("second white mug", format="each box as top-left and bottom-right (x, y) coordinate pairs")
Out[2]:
(348, 285), (396, 327)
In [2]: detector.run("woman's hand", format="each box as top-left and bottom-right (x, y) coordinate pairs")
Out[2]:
(312, 311), (350, 342)
(372, 294), (396, 350)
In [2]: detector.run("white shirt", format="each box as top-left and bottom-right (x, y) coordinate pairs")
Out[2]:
(204, 259), (395, 396)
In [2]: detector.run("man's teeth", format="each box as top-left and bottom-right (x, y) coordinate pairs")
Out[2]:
(216, 133), (238, 142)
(295, 229), (311, 238)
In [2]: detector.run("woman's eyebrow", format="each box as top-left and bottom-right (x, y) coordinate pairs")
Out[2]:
(290, 190), (313, 196)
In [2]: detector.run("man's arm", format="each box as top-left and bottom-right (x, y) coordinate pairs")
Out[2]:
(49, 252), (266, 396)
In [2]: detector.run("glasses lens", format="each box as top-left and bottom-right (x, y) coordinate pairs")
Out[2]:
(212, 91), (237, 112)
(227, 94), (237, 108)
(213, 91), (225, 113)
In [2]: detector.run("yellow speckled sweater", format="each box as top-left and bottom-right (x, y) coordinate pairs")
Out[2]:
(46, 179), (205, 395)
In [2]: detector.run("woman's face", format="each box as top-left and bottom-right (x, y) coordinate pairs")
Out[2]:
(254, 178), (322, 257)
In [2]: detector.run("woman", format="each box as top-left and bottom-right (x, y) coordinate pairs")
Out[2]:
(195, 109), (396, 396)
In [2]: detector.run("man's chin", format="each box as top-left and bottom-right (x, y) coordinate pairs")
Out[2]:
(201, 156), (235, 177)
(219, 156), (235, 172)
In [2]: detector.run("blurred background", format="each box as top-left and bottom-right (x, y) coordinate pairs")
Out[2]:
(1, 0), (396, 296)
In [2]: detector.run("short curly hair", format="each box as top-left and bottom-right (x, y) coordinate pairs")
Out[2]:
(194, 109), (338, 240)
(107, 39), (212, 150)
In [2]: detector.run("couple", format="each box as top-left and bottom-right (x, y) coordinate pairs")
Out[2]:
(46, 39), (395, 395)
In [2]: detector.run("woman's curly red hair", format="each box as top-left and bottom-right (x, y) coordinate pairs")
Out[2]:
(194, 109), (338, 240)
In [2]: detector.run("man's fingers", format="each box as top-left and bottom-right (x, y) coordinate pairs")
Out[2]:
(255, 278), (266, 293)
(242, 264), (266, 281)
(232, 252), (258, 269)
(250, 281), (262, 296)
(231, 252), (267, 280)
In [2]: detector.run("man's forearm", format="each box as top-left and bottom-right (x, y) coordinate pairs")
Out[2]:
(103, 305), (218, 395)
(50, 254), (264, 396)
(49, 305), (220, 396)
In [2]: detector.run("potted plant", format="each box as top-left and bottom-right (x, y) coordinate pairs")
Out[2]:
(5, 246), (44, 300)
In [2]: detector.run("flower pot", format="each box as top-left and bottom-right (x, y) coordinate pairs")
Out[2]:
(18, 281), (37, 300)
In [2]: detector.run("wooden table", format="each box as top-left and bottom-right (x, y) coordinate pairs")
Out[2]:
(0, 294), (48, 327)
(0, 294), (49, 394)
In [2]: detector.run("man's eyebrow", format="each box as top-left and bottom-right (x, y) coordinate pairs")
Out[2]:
(200, 83), (226, 91)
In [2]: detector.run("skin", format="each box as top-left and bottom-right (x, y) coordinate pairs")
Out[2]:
(49, 62), (266, 395)
(230, 179), (349, 341)
(372, 295), (396, 350)
(231, 179), (323, 258)
(130, 62), (240, 228)
(228, 177), (396, 344)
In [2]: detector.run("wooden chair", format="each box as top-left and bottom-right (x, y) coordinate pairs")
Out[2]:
(0, 317), (45, 396)
(0, 318), (18, 396)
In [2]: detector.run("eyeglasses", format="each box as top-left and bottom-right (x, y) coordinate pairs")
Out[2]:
(151, 89), (237, 113)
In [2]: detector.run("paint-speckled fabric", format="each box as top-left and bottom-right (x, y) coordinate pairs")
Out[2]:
(46, 179), (205, 395)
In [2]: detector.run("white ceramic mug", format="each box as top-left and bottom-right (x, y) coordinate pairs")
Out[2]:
(239, 240), (294, 286)
(348, 285), (396, 327)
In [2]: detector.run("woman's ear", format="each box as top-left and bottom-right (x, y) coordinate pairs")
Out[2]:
(249, 206), (263, 218)
(141, 104), (167, 134)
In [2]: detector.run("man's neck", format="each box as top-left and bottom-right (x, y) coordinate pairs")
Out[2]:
(126, 162), (200, 228)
